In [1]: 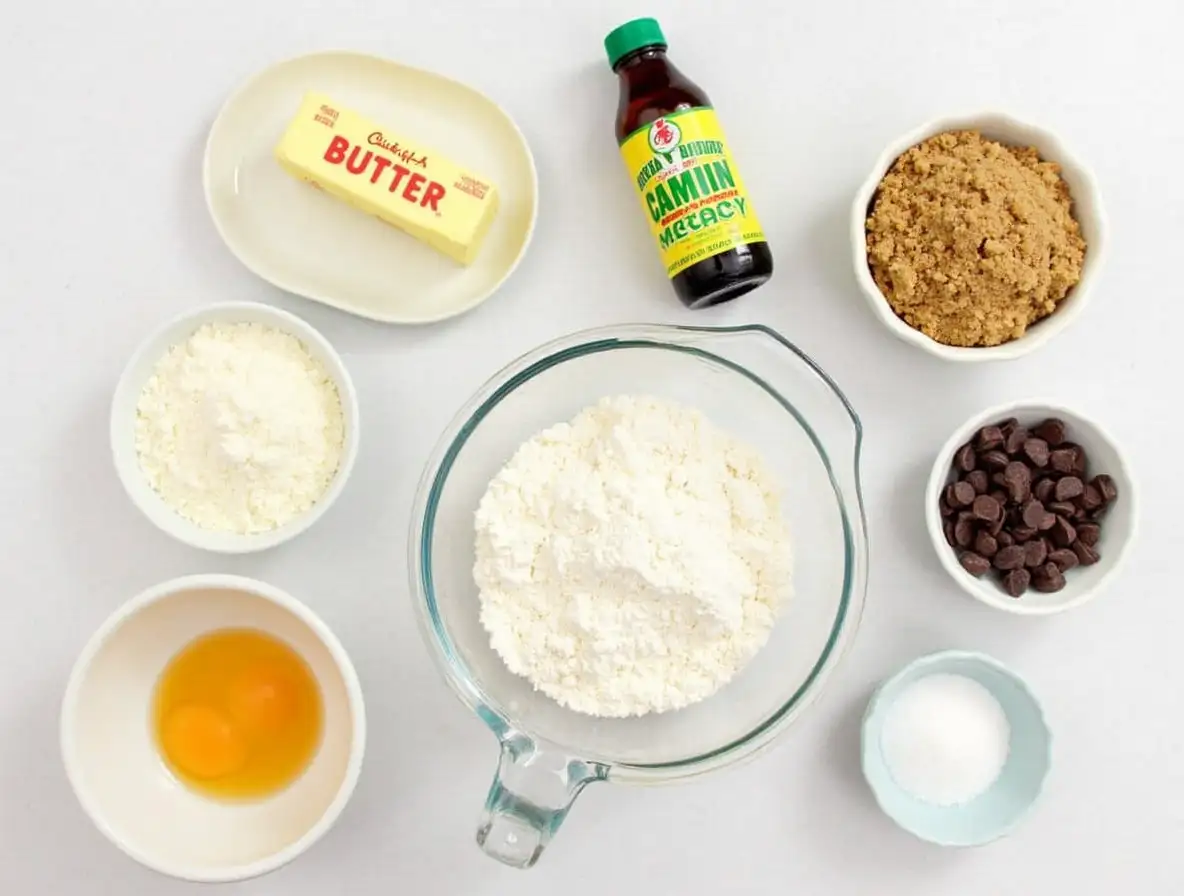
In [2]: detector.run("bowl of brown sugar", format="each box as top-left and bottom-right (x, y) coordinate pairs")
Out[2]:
(852, 113), (1105, 361)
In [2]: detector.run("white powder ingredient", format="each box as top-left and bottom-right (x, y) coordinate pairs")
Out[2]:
(880, 673), (1011, 806)
(134, 321), (345, 534)
(473, 395), (793, 718)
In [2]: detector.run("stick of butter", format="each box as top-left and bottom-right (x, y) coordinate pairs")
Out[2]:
(274, 93), (499, 266)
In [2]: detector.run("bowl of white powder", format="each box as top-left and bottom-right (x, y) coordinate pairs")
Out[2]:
(409, 323), (869, 868)
(861, 650), (1051, 847)
(111, 302), (358, 553)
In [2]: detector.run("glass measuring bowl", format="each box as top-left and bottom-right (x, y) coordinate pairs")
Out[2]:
(408, 324), (868, 868)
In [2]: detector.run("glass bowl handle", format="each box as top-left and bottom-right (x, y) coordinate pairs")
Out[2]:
(658, 323), (865, 510)
(476, 730), (607, 869)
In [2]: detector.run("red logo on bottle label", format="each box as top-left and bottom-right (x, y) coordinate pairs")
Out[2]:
(648, 117), (682, 153)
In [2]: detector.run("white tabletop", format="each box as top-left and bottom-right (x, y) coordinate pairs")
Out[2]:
(2, 0), (1180, 893)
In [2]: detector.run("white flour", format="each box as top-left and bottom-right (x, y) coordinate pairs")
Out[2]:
(134, 321), (345, 534)
(473, 395), (793, 718)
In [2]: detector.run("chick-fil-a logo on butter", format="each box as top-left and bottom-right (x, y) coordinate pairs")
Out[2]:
(367, 132), (428, 168)
(322, 136), (446, 213)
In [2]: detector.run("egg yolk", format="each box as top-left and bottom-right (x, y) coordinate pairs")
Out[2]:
(225, 661), (298, 738)
(160, 704), (248, 779)
(153, 628), (323, 798)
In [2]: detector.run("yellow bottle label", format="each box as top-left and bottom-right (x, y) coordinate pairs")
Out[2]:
(619, 107), (765, 278)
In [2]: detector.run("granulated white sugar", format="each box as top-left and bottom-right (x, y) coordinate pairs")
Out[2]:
(880, 672), (1011, 806)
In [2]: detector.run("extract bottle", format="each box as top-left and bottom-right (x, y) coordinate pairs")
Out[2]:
(606, 17), (774, 309)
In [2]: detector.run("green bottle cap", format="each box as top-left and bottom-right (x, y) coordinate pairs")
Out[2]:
(604, 17), (667, 68)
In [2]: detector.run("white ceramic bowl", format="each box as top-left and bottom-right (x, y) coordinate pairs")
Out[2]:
(851, 112), (1106, 361)
(60, 574), (366, 882)
(111, 302), (359, 553)
(925, 401), (1137, 615)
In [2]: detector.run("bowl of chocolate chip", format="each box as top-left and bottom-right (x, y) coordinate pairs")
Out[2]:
(853, 112), (1106, 361)
(926, 401), (1136, 614)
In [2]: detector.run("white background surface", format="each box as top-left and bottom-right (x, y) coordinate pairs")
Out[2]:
(1, 0), (1180, 892)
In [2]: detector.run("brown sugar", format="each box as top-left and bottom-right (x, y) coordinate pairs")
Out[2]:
(865, 130), (1086, 347)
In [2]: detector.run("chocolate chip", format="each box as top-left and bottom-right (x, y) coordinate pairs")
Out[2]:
(1047, 501), (1077, 517)
(1012, 525), (1038, 542)
(1005, 426), (1030, 455)
(939, 496), (954, 518)
(1024, 538), (1048, 568)
(994, 544), (1026, 570)
(976, 425), (1005, 451)
(1093, 474), (1119, 504)
(1033, 478), (1055, 503)
(1048, 548), (1079, 572)
(1070, 445), (1088, 477)
(989, 489), (1009, 507)
(1050, 448), (1076, 474)
(1002, 568), (1031, 597)
(1033, 562), (1066, 593)
(1021, 499), (1047, 529)
(1023, 438), (1050, 467)
(1039, 512), (1057, 531)
(943, 519), (957, 547)
(1077, 522), (1101, 546)
(959, 551), (991, 576)
(974, 531), (998, 557)
(954, 513), (976, 547)
(996, 530), (1014, 547)
(966, 469), (989, 494)
(1033, 418), (1067, 447)
(1080, 484), (1103, 512)
(955, 443), (977, 472)
(1051, 516), (1077, 547)
(999, 417), (1020, 436)
(1003, 461), (1031, 503)
(1055, 476), (1084, 501)
(951, 480), (976, 506)
(1073, 540), (1100, 565)
(980, 450), (1010, 471)
(972, 495), (1002, 523)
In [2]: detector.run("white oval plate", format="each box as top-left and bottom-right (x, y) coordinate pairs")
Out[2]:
(203, 51), (538, 324)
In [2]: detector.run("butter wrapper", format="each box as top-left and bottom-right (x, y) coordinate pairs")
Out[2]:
(275, 93), (499, 266)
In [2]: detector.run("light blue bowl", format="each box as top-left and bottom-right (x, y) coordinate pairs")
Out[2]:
(861, 650), (1051, 847)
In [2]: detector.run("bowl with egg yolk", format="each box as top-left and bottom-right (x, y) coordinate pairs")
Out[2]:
(60, 574), (365, 882)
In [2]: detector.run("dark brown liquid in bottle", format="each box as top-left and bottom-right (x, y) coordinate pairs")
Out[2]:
(614, 47), (774, 309)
